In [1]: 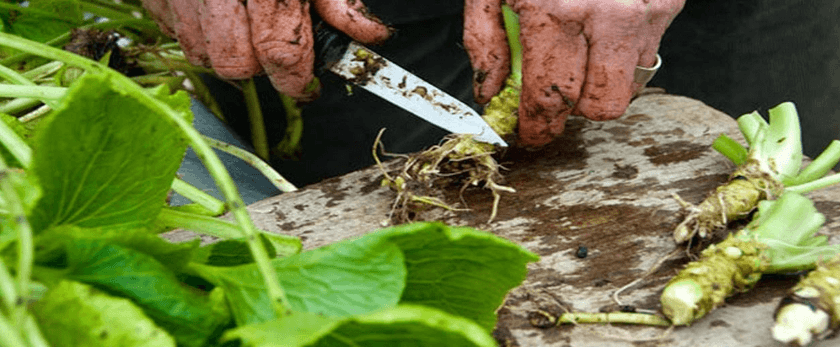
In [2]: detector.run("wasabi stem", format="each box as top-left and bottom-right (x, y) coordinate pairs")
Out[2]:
(675, 102), (840, 243)
(555, 312), (671, 327)
(662, 192), (840, 326)
(773, 255), (840, 346)
(378, 5), (521, 223)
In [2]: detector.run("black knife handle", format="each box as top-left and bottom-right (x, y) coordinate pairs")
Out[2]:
(313, 19), (352, 74)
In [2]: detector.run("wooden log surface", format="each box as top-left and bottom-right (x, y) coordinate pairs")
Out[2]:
(165, 93), (840, 347)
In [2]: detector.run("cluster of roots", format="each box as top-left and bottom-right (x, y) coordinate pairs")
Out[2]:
(374, 130), (514, 224)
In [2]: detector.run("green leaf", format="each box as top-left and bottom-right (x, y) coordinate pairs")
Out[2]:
(190, 235), (277, 267)
(224, 304), (497, 347)
(373, 222), (539, 331)
(29, 73), (192, 232)
(192, 233), (407, 325)
(740, 192), (840, 273)
(32, 280), (176, 347)
(63, 238), (230, 347)
(34, 225), (199, 272)
(0, 1), (83, 43)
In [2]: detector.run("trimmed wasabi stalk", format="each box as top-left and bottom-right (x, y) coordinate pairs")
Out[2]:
(378, 5), (520, 223)
(674, 102), (840, 243)
(773, 255), (840, 346)
(662, 192), (840, 325)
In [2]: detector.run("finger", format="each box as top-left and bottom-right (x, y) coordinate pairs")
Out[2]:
(313, 0), (391, 44)
(463, 0), (509, 104)
(515, 4), (587, 146)
(142, 0), (176, 37)
(633, 1), (684, 90)
(170, 0), (210, 67)
(631, 49), (659, 92)
(198, 0), (261, 79)
(248, 0), (317, 99)
(574, 40), (639, 121)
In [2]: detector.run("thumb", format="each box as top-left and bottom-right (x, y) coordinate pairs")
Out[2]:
(463, 0), (509, 104)
(313, 0), (392, 44)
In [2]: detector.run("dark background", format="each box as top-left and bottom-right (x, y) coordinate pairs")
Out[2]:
(203, 0), (840, 192)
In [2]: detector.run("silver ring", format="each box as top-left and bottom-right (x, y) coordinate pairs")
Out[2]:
(633, 53), (661, 85)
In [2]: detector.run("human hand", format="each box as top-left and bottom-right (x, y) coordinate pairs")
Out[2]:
(141, 0), (391, 99)
(464, 0), (685, 146)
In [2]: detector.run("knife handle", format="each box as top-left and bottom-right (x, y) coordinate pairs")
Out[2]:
(312, 19), (352, 73)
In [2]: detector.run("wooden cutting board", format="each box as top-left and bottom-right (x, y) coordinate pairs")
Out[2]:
(165, 93), (840, 347)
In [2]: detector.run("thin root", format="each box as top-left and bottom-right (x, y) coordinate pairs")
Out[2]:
(373, 129), (513, 223)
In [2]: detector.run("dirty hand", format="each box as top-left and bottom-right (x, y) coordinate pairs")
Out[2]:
(141, 0), (390, 99)
(464, 0), (685, 146)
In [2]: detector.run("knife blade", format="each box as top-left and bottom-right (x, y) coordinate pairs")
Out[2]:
(314, 23), (507, 147)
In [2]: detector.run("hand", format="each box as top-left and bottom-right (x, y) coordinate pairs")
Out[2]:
(464, 0), (685, 146)
(141, 0), (391, 99)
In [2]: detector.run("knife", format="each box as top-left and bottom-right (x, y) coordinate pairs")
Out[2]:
(313, 22), (508, 147)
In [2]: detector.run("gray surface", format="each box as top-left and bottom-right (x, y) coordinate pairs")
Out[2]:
(172, 99), (280, 206)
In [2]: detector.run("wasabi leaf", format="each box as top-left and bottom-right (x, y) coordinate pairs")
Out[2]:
(63, 239), (229, 347)
(372, 222), (539, 331)
(29, 73), (191, 232)
(32, 280), (176, 347)
(192, 233), (406, 325)
(190, 235), (278, 267)
(224, 305), (497, 347)
(0, 0), (83, 43)
(34, 225), (199, 272)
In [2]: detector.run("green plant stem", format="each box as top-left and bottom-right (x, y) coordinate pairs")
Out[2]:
(789, 140), (840, 185)
(0, 170), (34, 333)
(18, 105), (51, 123)
(133, 52), (214, 75)
(0, 98), (42, 116)
(157, 208), (292, 244)
(0, 63), (58, 110)
(786, 172), (840, 194)
(202, 135), (298, 193)
(276, 93), (303, 158)
(0, 85), (66, 101)
(82, 0), (144, 14)
(502, 5), (522, 87)
(79, 1), (136, 20)
(171, 178), (226, 215)
(712, 134), (747, 165)
(183, 70), (225, 122)
(0, 117), (32, 168)
(556, 312), (672, 326)
(158, 208), (251, 239)
(131, 73), (185, 87)
(0, 31), (290, 317)
(22, 61), (63, 83)
(0, 258), (18, 315)
(241, 79), (270, 160)
(0, 313), (27, 347)
(22, 315), (49, 347)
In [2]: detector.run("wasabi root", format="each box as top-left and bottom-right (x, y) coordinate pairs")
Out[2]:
(377, 6), (520, 223)
(662, 192), (840, 325)
(674, 102), (840, 243)
(773, 255), (840, 346)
